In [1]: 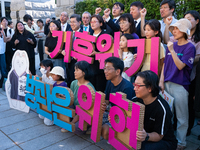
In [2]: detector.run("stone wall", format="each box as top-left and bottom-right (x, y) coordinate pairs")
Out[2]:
(10, 0), (56, 26)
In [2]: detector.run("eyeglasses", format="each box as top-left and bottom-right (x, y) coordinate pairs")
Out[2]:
(133, 83), (146, 88)
(112, 6), (120, 10)
(160, 6), (169, 10)
(103, 67), (115, 71)
(118, 21), (128, 26)
(70, 21), (77, 24)
(90, 21), (99, 24)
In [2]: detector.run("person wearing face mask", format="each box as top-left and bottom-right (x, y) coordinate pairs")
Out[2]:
(38, 59), (56, 125)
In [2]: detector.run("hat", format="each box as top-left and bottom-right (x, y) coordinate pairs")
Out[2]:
(50, 66), (65, 79)
(169, 18), (192, 37)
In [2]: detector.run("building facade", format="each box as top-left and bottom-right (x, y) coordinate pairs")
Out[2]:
(0, 0), (11, 19)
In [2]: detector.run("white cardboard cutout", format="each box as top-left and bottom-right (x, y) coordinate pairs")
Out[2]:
(5, 50), (30, 113)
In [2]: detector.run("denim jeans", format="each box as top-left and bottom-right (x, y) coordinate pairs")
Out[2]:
(0, 53), (7, 87)
(141, 140), (176, 150)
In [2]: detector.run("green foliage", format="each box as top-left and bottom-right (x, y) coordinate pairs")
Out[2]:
(75, 0), (200, 20)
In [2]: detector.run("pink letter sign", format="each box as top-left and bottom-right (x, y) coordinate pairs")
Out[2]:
(50, 31), (64, 58)
(108, 92), (145, 150)
(76, 85), (105, 142)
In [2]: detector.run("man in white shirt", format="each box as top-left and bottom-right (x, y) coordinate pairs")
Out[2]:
(60, 12), (71, 32)
(81, 11), (93, 34)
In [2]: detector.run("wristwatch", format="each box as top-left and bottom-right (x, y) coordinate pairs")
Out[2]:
(145, 133), (149, 141)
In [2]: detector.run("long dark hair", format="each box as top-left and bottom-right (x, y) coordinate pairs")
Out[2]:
(119, 13), (136, 34)
(144, 19), (162, 41)
(184, 10), (200, 43)
(47, 20), (61, 37)
(13, 21), (28, 36)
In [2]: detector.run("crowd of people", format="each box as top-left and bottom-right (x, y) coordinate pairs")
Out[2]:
(1, 0), (200, 149)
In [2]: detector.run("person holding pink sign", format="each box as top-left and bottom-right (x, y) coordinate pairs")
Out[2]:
(61, 61), (95, 134)
(133, 70), (177, 150)
(159, 19), (195, 150)
(118, 33), (134, 82)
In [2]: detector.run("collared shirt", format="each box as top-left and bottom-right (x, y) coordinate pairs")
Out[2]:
(23, 22), (35, 35)
(106, 15), (120, 23)
(61, 22), (68, 31)
(134, 17), (141, 27)
(159, 16), (177, 39)
(83, 25), (90, 32)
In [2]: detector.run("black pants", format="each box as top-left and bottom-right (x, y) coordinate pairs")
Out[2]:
(29, 57), (36, 75)
(38, 39), (44, 62)
(5, 43), (14, 72)
(65, 59), (76, 87)
(195, 59), (200, 112)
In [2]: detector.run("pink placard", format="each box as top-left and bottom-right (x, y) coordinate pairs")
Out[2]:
(76, 106), (92, 131)
(125, 39), (145, 76)
(64, 31), (72, 63)
(90, 92), (105, 142)
(109, 92), (129, 110)
(95, 53), (113, 69)
(77, 85), (94, 110)
(75, 31), (96, 43)
(113, 32), (121, 57)
(109, 106), (126, 132)
(126, 103), (141, 149)
(96, 34), (112, 52)
(109, 128), (129, 150)
(71, 51), (93, 64)
(150, 37), (160, 75)
(73, 39), (94, 55)
(50, 31), (64, 58)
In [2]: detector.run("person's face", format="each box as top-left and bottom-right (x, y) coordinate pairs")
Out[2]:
(74, 67), (85, 80)
(51, 74), (60, 81)
(160, 3), (174, 18)
(17, 23), (24, 32)
(104, 62), (119, 80)
(60, 12), (68, 24)
(112, 4), (123, 17)
(144, 24), (158, 39)
(27, 20), (32, 28)
(120, 36), (128, 49)
(37, 21), (43, 28)
(1, 19), (8, 27)
(9, 23), (14, 29)
(185, 14), (199, 30)
(172, 26), (185, 40)
(130, 6), (141, 20)
(49, 22), (58, 33)
(70, 18), (81, 31)
(134, 76), (150, 99)
(82, 13), (90, 26)
(119, 18), (131, 33)
(90, 17), (102, 31)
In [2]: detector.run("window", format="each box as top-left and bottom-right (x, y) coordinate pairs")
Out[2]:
(5, 2), (11, 20)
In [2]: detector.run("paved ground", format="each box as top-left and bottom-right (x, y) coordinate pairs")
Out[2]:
(0, 89), (200, 150)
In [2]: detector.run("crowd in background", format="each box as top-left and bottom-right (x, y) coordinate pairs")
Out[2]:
(0, 0), (200, 150)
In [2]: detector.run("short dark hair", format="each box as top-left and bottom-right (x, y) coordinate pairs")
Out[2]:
(119, 13), (136, 34)
(113, 2), (124, 11)
(137, 70), (160, 97)
(0, 17), (8, 22)
(120, 34), (135, 54)
(23, 14), (33, 22)
(37, 19), (43, 24)
(52, 17), (56, 21)
(130, 1), (144, 9)
(91, 15), (106, 30)
(47, 20), (61, 37)
(40, 59), (53, 71)
(74, 61), (93, 81)
(105, 57), (124, 75)
(160, 0), (176, 10)
(70, 14), (82, 22)
(8, 20), (13, 26)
